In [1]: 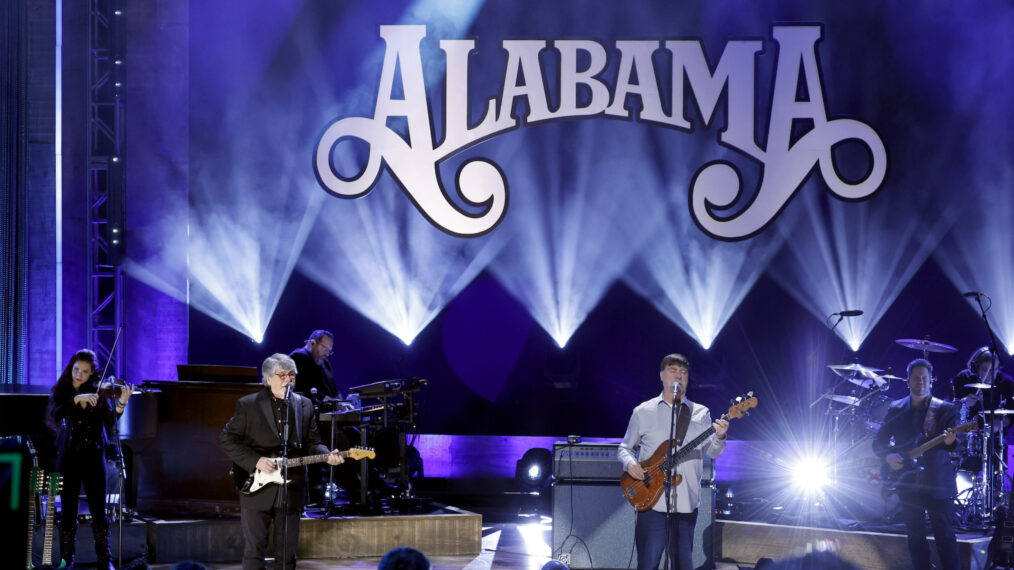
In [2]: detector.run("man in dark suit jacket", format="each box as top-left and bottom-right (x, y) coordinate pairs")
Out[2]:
(220, 353), (344, 570)
(874, 358), (959, 570)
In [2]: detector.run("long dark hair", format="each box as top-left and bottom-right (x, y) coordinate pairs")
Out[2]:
(46, 349), (98, 430)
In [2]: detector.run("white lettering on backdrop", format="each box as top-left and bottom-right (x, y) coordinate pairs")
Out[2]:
(313, 25), (886, 240)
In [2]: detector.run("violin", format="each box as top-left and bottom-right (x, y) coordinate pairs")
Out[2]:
(95, 378), (135, 400)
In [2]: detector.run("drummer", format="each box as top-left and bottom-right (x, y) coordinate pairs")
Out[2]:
(951, 346), (1014, 432)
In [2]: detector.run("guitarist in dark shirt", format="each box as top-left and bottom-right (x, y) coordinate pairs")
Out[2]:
(873, 358), (959, 570)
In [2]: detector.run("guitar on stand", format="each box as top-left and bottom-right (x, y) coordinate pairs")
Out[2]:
(621, 393), (757, 511)
(40, 473), (65, 569)
(26, 467), (44, 569)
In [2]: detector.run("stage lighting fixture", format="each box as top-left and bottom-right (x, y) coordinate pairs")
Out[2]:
(792, 457), (830, 494)
(515, 448), (554, 491)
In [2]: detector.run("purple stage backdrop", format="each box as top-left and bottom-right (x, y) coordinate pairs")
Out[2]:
(26, 0), (1014, 442)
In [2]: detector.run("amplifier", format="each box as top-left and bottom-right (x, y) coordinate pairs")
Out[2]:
(553, 442), (624, 481)
(552, 480), (716, 569)
(554, 442), (716, 483)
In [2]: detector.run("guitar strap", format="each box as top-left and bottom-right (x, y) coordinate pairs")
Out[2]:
(294, 396), (304, 446)
(674, 401), (692, 447)
(923, 397), (944, 436)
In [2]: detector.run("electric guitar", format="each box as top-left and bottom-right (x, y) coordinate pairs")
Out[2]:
(234, 447), (375, 495)
(880, 420), (977, 493)
(41, 473), (65, 569)
(621, 393), (757, 511)
(26, 467), (44, 569)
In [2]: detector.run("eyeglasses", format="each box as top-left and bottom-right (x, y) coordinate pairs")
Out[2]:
(275, 371), (296, 380)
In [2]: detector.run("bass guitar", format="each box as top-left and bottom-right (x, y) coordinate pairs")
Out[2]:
(880, 420), (977, 493)
(621, 393), (757, 511)
(233, 447), (375, 495)
(41, 473), (65, 569)
(26, 467), (44, 569)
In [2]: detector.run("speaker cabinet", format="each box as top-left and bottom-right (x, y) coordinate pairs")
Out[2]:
(552, 480), (715, 569)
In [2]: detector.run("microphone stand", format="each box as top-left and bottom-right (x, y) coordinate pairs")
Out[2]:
(969, 293), (1007, 521)
(663, 384), (682, 570)
(111, 398), (127, 569)
(281, 385), (292, 569)
(970, 294), (1005, 379)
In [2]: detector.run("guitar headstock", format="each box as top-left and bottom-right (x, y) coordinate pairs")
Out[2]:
(47, 472), (63, 496)
(347, 446), (376, 461)
(30, 466), (44, 495)
(727, 392), (758, 419)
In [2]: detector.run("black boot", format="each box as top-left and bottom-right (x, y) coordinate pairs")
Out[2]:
(60, 523), (77, 568)
(93, 519), (115, 570)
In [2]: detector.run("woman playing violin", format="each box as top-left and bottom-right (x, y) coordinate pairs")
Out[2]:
(46, 348), (134, 570)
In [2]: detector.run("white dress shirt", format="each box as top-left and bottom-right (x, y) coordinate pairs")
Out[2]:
(618, 393), (726, 513)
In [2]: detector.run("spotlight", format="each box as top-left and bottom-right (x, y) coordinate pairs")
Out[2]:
(791, 457), (830, 494)
(515, 448), (553, 491)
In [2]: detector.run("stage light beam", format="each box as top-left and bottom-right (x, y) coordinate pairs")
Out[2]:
(490, 121), (666, 348)
(771, 190), (957, 351)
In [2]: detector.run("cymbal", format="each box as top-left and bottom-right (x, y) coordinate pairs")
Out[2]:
(827, 395), (862, 406)
(879, 374), (905, 382)
(848, 375), (886, 390)
(895, 338), (958, 353)
(829, 363), (884, 374)
(981, 409), (1014, 416)
(965, 382), (994, 390)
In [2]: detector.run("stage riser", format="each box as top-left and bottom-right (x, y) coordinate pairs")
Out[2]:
(147, 506), (481, 563)
(298, 514), (481, 558)
(717, 520), (989, 570)
(148, 519), (245, 563)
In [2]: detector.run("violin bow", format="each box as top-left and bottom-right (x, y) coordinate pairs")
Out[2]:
(93, 326), (124, 394)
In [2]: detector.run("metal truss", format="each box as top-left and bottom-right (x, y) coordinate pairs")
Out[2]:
(87, 0), (124, 378)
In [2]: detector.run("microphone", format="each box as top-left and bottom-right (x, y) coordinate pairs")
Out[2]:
(672, 382), (682, 396)
(310, 387), (318, 402)
(964, 291), (984, 298)
(284, 382), (293, 401)
(835, 310), (864, 317)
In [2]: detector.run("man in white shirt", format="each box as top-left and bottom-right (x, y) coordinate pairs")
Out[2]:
(618, 353), (728, 570)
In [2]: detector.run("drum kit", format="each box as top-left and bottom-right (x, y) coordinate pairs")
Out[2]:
(816, 336), (1011, 528)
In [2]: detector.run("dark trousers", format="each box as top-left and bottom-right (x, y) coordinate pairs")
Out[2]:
(57, 447), (111, 563)
(635, 508), (697, 570)
(240, 486), (303, 570)
(898, 491), (959, 570)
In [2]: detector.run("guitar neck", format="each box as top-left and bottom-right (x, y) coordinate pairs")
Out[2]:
(26, 501), (35, 569)
(283, 449), (350, 468)
(908, 434), (947, 460)
(42, 500), (56, 565)
(907, 421), (976, 460)
(665, 414), (726, 468)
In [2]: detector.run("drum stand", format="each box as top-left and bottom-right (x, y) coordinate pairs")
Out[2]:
(957, 412), (1013, 528)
